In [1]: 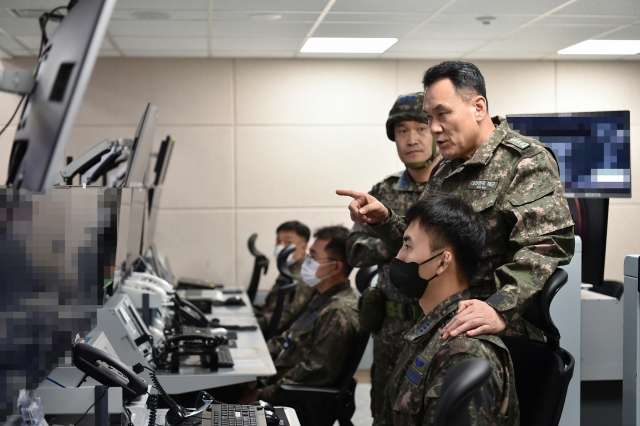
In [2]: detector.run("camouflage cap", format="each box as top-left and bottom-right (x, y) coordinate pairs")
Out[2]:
(385, 92), (428, 141)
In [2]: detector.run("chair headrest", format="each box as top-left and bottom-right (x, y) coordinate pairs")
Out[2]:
(277, 244), (297, 281)
(521, 268), (568, 343)
(247, 233), (267, 259)
(355, 265), (378, 294)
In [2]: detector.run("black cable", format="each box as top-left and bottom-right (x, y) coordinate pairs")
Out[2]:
(0, 95), (25, 138)
(147, 394), (158, 426)
(74, 388), (107, 425)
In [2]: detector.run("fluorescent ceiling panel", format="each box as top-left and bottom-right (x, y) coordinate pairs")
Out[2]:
(301, 37), (397, 53)
(558, 40), (640, 55)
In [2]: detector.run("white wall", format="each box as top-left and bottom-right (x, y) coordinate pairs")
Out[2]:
(0, 58), (638, 288)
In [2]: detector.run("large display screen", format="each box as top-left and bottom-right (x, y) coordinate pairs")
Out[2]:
(507, 111), (631, 198)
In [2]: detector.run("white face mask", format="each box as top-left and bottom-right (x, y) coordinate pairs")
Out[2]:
(274, 244), (297, 266)
(301, 255), (335, 287)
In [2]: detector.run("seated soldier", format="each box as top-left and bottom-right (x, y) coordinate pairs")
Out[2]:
(241, 225), (360, 426)
(377, 193), (519, 426)
(253, 220), (314, 334)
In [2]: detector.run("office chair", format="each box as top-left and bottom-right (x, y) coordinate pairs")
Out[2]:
(264, 245), (297, 340)
(279, 329), (371, 426)
(501, 268), (575, 426)
(355, 265), (378, 294)
(591, 279), (624, 300)
(247, 233), (269, 304)
(434, 358), (492, 426)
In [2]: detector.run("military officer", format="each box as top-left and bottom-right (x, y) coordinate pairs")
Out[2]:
(346, 91), (439, 422)
(377, 193), (519, 425)
(338, 60), (574, 341)
(254, 220), (314, 334)
(241, 226), (359, 426)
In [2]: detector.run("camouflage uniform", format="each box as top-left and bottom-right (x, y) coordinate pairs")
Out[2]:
(376, 290), (519, 426)
(347, 91), (437, 422)
(253, 262), (314, 334)
(347, 171), (428, 421)
(370, 117), (575, 337)
(261, 281), (359, 425)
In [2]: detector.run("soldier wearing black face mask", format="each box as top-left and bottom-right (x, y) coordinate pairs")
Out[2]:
(377, 193), (519, 426)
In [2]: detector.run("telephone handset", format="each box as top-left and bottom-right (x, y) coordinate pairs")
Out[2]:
(130, 272), (174, 293)
(173, 294), (219, 328)
(121, 279), (169, 301)
(72, 343), (147, 402)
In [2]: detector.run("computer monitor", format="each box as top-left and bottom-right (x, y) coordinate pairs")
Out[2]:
(143, 185), (162, 253)
(6, 0), (116, 192)
(124, 188), (147, 273)
(153, 136), (175, 187)
(123, 103), (157, 188)
(506, 111), (631, 198)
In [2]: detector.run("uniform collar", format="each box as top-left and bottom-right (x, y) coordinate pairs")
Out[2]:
(462, 116), (509, 166)
(393, 170), (429, 192)
(405, 289), (470, 343)
(316, 280), (351, 302)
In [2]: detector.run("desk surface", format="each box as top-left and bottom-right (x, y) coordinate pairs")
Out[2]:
(155, 315), (276, 394)
(177, 289), (256, 317)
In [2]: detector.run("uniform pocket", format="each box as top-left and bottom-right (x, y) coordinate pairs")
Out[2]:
(508, 183), (572, 237)
(470, 192), (498, 213)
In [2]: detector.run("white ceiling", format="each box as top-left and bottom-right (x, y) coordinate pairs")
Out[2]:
(0, 0), (639, 60)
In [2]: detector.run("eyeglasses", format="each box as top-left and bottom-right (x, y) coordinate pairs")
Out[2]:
(306, 253), (335, 263)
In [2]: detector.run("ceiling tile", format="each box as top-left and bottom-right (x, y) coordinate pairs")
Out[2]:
(108, 20), (208, 37)
(444, 0), (574, 15)
(211, 37), (300, 51)
(14, 35), (40, 49)
(211, 21), (311, 38)
(313, 22), (412, 38)
(330, 0), (455, 14)
(212, 50), (295, 58)
(0, 34), (27, 51)
(213, 11), (318, 22)
(430, 13), (537, 24)
(540, 15), (639, 26)
(98, 49), (121, 57)
(325, 12), (428, 24)
(114, 37), (207, 50)
(388, 38), (486, 53)
(558, 0), (640, 17)
(115, 0), (208, 10)
(380, 50), (465, 59)
(0, 48), (11, 58)
(110, 10), (207, 20)
(475, 38), (584, 53)
(0, 17), (41, 37)
(600, 25), (640, 40)
(212, 0), (328, 12)
(410, 21), (523, 40)
(8, 48), (33, 57)
(510, 24), (618, 40)
(0, 1), (62, 8)
(122, 50), (208, 57)
(464, 51), (549, 60)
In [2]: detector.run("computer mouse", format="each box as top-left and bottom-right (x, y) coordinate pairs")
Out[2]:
(210, 327), (228, 336)
(223, 296), (244, 306)
(250, 400), (280, 426)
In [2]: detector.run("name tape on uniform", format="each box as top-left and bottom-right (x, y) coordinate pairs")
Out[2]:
(467, 180), (499, 191)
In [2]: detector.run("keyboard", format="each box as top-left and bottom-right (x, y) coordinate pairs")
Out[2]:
(217, 345), (234, 368)
(203, 404), (268, 426)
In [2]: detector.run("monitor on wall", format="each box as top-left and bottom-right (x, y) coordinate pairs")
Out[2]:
(6, 0), (116, 192)
(506, 111), (631, 198)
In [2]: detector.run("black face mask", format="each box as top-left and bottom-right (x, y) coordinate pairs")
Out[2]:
(389, 252), (444, 299)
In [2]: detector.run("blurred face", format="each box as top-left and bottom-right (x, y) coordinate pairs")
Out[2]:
(308, 238), (338, 279)
(276, 230), (307, 263)
(396, 221), (441, 280)
(423, 78), (486, 161)
(394, 120), (434, 165)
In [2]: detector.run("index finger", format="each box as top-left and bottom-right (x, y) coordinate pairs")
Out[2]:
(336, 189), (366, 199)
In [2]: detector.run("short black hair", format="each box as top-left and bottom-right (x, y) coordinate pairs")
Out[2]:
(404, 193), (486, 282)
(277, 221), (311, 242)
(314, 225), (353, 277)
(422, 61), (488, 109)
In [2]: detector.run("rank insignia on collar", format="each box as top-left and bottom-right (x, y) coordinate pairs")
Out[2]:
(429, 177), (443, 187)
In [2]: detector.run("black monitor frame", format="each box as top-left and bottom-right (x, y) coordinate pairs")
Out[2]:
(153, 135), (175, 187)
(122, 103), (157, 188)
(6, 0), (116, 192)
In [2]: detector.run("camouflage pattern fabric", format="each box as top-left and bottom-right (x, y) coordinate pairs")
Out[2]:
(370, 117), (574, 338)
(261, 281), (359, 403)
(346, 170), (428, 422)
(253, 262), (314, 334)
(376, 290), (520, 426)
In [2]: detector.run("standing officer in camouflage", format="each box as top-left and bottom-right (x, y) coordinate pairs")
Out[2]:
(338, 60), (574, 342)
(346, 92), (439, 422)
(240, 226), (359, 426)
(377, 194), (519, 425)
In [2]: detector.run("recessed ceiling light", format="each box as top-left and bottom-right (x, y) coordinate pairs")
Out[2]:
(251, 13), (282, 21)
(558, 40), (640, 55)
(300, 38), (398, 54)
(131, 11), (171, 20)
(476, 16), (496, 25)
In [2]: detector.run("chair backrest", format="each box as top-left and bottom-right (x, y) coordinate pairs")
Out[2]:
(501, 267), (575, 426)
(434, 358), (492, 426)
(246, 233), (269, 303)
(335, 330), (371, 394)
(264, 245), (297, 340)
(355, 265), (378, 294)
